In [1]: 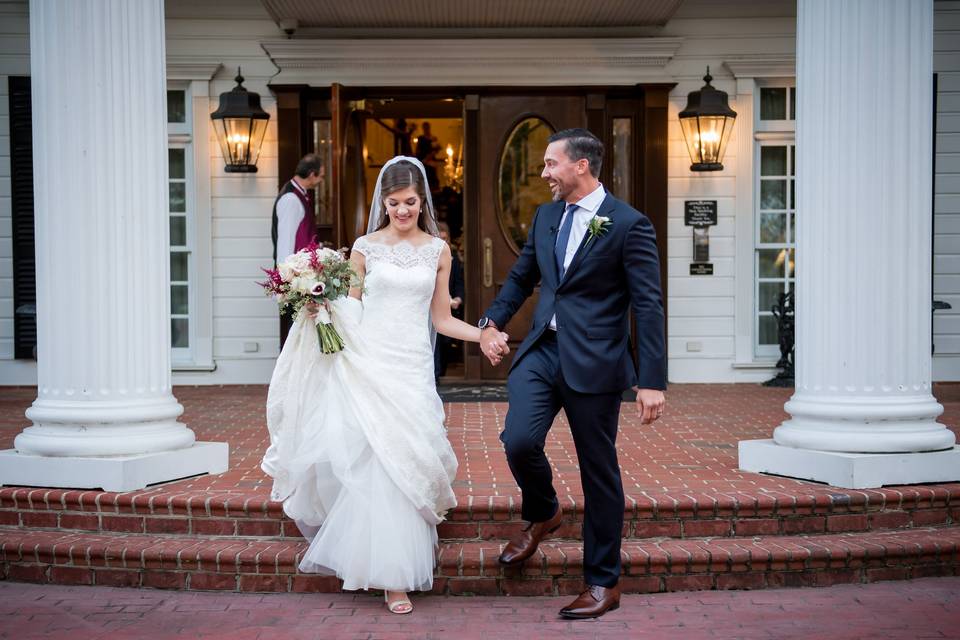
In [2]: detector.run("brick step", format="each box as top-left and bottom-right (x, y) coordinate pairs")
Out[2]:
(3, 486), (957, 540)
(2, 525), (958, 595)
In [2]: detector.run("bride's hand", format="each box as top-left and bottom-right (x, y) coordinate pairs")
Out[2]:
(305, 301), (320, 320)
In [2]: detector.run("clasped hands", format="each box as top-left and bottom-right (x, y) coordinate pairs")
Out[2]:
(480, 326), (510, 366)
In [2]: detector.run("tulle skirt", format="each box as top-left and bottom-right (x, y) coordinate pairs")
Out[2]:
(285, 444), (438, 591)
(263, 298), (456, 593)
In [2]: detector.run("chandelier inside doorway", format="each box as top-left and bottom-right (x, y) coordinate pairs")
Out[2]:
(443, 143), (464, 192)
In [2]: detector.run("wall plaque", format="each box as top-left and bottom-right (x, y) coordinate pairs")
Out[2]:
(684, 200), (718, 227)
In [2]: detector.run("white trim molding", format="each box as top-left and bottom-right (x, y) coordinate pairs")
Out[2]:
(724, 59), (797, 368)
(166, 59), (222, 82)
(732, 77), (758, 367)
(260, 37), (685, 85)
(723, 55), (796, 79)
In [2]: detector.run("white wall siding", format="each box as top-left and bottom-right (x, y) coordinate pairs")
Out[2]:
(660, 0), (796, 383)
(165, 0), (287, 384)
(934, 0), (960, 380)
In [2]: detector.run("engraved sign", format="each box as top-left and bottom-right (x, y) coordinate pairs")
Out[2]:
(684, 200), (718, 227)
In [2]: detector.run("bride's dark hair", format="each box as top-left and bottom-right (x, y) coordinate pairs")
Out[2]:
(375, 160), (431, 233)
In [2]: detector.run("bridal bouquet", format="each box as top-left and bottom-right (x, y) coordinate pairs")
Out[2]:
(258, 242), (360, 353)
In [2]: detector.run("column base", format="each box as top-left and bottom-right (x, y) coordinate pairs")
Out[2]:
(739, 439), (960, 489)
(0, 442), (229, 492)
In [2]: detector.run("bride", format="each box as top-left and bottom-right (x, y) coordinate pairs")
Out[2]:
(261, 156), (503, 614)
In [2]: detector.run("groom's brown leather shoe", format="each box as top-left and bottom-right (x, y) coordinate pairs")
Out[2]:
(559, 584), (621, 619)
(497, 507), (562, 566)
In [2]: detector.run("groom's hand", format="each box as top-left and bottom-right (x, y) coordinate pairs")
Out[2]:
(635, 388), (665, 424)
(481, 327), (510, 366)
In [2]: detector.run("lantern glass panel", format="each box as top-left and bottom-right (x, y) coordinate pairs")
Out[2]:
(248, 118), (269, 166)
(718, 115), (734, 163)
(679, 117), (704, 164)
(222, 117), (255, 164)
(213, 120), (232, 167)
(696, 115), (728, 164)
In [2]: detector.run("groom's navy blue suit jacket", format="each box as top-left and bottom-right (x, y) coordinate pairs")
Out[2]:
(484, 193), (666, 394)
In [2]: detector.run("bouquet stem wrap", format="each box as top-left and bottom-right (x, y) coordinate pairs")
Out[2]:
(314, 304), (345, 353)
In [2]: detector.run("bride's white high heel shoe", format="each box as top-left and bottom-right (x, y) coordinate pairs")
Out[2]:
(384, 591), (414, 615)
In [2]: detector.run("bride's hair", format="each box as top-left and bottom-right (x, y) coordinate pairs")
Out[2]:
(375, 160), (431, 233)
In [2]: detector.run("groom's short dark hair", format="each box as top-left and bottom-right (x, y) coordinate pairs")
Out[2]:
(548, 128), (604, 178)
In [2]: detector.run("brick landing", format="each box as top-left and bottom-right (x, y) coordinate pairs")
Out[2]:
(1, 384), (959, 594)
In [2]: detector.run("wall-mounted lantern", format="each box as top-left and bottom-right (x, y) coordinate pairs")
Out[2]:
(210, 69), (269, 173)
(679, 67), (737, 171)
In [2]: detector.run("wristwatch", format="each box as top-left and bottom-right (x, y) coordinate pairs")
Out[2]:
(478, 317), (496, 330)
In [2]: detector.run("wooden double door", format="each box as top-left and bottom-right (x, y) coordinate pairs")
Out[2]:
(463, 91), (670, 380)
(273, 86), (671, 381)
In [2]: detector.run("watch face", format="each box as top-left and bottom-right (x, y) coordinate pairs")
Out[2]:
(478, 317), (489, 329)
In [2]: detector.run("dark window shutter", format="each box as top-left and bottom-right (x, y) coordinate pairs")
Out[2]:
(9, 76), (36, 360)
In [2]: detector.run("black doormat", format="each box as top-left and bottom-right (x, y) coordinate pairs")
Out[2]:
(436, 384), (509, 402)
(437, 384), (638, 402)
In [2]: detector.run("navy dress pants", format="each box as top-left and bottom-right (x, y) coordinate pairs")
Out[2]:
(500, 331), (624, 588)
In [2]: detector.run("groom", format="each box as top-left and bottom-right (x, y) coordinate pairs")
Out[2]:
(478, 128), (666, 619)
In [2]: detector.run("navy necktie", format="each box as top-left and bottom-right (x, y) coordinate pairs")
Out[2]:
(555, 203), (578, 277)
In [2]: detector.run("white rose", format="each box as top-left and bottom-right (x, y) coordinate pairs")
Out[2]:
(292, 252), (311, 271)
(278, 264), (294, 281)
(290, 276), (311, 294)
(319, 247), (341, 262)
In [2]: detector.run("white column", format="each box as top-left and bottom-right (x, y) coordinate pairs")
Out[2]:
(739, 0), (960, 488)
(0, 0), (227, 491)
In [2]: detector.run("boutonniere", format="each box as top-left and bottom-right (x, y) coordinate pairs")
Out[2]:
(586, 215), (612, 245)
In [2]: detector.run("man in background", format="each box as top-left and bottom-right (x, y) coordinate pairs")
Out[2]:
(272, 153), (324, 347)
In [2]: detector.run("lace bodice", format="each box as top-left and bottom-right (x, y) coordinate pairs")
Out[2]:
(351, 235), (444, 375)
(353, 236), (444, 271)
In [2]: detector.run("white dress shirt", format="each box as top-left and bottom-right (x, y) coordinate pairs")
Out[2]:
(275, 180), (308, 263)
(549, 183), (606, 330)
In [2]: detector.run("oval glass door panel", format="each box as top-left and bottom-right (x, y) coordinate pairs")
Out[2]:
(497, 117), (555, 252)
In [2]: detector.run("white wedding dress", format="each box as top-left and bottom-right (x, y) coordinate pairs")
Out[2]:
(261, 234), (457, 592)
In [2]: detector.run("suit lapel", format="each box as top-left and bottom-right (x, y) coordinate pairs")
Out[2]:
(558, 194), (617, 288)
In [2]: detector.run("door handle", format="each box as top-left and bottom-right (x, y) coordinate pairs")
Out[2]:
(483, 238), (493, 288)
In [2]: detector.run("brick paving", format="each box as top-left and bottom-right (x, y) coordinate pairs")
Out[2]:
(1, 384), (959, 596)
(1, 577), (958, 639)
(3, 383), (960, 501)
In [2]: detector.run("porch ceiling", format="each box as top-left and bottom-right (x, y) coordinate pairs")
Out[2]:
(258, 0), (683, 29)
